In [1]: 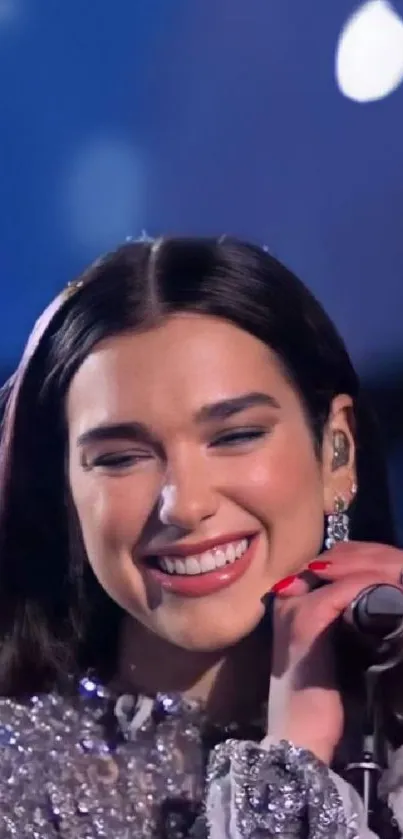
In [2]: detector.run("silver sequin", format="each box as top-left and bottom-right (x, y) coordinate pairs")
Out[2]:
(0, 680), (356, 838)
(207, 739), (354, 838)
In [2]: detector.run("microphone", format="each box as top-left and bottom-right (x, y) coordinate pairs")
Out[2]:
(341, 585), (403, 819)
(264, 576), (403, 666)
(343, 584), (403, 666)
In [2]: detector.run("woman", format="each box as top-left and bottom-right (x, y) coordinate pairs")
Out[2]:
(0, 236), (402, 837)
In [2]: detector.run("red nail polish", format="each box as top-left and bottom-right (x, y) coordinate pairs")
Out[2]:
(308, 560), (331, 571)
(271, 575), (296, 593)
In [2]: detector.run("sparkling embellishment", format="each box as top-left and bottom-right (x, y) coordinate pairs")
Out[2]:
(325, 496), (350, 549)
(79, 675), (102, 698)
(0, 680), (362, 838)
(62, 233), (155, 302)
(0, 724), (16, 746)
(156, 693), (187, 716)
(0, 685), (209, 837)
(138, 229), (155, 243)
(207, 740), (351, 837)
(125, 230), (155, 244)
(63, 278), (85, 300)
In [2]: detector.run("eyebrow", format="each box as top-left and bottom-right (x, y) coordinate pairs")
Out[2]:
(194, 391), (280, 422)
(76, 391), (280, 447)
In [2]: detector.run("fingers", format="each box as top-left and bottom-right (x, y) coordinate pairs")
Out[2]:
(308, 542), (403, 586)
(326, 541), (402, 563)
(269, 543), (403, 605)
(271, 575), (308, 597)
(276, 570), (403, 644)
(272, 570), (323, 599)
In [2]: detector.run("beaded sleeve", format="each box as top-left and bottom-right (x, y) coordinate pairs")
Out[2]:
(379, 745), (403, 835)
(203, 738), (381, 838)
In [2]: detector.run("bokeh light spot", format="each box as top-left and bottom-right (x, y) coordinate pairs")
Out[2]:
(336, 0), (403, 102)
(64, 136), (145, 253)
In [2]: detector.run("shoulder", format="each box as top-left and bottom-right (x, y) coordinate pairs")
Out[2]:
(0, 680), (112, 749)
(0, 693), (62, 834)
(0, 685), (112, 836)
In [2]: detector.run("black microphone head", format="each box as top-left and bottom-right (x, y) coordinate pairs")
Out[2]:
(353, 584), (403, 638)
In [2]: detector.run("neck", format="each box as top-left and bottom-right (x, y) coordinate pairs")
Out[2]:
(116, 617), (270, 725)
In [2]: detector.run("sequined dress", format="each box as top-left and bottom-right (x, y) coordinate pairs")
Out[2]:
(0, 675), (401, 838)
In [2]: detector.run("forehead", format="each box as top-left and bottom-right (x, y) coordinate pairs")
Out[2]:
(66, 314), (292, 430)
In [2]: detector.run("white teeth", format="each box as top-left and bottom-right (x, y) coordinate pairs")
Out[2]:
(155, 538), (251, 576)
(200, 552), (216, 572)
(175, 559), (186, 575)
(226, 544), (236, 562)
(186, 557), (201, 575)
(236, 540), (247, 558)
(214, 550), (227, 568)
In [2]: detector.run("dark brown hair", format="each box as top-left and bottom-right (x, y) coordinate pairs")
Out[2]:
(0, 237), (396, 695)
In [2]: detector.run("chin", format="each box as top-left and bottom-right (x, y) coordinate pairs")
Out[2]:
(169, 605), (265, 653)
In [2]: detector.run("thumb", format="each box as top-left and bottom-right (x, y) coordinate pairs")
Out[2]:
(272, 570), (323, 599)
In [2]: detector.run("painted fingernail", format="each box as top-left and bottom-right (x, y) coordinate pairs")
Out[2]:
(271, 575), (297, 593)
(308, 560), (331, 571)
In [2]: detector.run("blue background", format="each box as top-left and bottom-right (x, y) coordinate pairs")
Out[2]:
(1, 0), (402, 528)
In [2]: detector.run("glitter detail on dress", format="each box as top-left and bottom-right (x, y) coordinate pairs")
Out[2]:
(206, 740), (356, 838)
(0, 678), (358, 838)
(0, 682), (207, 838)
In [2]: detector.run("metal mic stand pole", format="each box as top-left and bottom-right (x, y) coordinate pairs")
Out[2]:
(345, 666), (386, 829)
(343, 584), (403, 829)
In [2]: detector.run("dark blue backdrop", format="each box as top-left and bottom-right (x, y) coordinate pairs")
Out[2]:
(1, 0), (402, 526)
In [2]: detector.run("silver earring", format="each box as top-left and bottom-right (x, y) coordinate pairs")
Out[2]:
(325, 495), (349, 549)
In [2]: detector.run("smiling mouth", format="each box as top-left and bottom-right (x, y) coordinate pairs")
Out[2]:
(146, 537), (252, 577)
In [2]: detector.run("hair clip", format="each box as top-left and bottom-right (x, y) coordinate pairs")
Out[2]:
(137, 230), (155, 243)
(62, 232), (155, 301)
(124, 230), (155, 245)
(63, 278), (85, 300)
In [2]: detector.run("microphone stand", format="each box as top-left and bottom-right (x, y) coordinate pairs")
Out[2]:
(342, 584), (403, 831)
(344, 666), (386, 829)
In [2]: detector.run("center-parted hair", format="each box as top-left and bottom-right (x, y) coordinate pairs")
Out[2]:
(0, 237), (396, 694)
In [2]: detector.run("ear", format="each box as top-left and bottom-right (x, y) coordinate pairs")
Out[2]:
(322, 394), (357, 514)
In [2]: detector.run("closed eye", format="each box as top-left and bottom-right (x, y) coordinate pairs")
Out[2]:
(87, 451), (153, 471)
(210, 428), (268, 448)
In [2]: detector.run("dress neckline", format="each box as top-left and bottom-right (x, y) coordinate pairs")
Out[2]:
(78, 672), (266, 745)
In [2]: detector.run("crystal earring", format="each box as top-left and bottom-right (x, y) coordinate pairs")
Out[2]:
(325, 495), (349, 549)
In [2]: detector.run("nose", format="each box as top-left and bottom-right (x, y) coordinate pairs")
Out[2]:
(158, 456), (217, 530)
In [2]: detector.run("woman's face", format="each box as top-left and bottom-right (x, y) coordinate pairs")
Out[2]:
(67, 314), (354, 651)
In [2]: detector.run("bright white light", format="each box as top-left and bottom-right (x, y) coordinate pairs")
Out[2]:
(336, 0), (403, 102)
(64, 136), (145, 252)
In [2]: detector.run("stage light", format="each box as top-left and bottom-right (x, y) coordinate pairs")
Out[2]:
(336, 0), (403, 102)
(64, 136), (145, 253)
(0, 0), (20, 25)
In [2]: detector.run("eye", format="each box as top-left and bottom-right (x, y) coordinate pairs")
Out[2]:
(210, 428), (268, 448)
(88, 451), (153, 471)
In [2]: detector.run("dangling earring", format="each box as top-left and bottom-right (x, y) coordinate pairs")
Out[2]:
(325, 495), (350, 549)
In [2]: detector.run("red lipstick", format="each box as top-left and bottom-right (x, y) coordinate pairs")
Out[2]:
(148, 531), (256, 558)
(145, 533), (258, 598)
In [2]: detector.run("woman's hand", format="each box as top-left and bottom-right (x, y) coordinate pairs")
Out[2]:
(267, 541), (403, 764)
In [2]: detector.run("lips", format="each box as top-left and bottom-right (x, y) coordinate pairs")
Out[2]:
(143, 533), (259, 598)
(155, 537), (249, 576)
(147, 531), (255, 558)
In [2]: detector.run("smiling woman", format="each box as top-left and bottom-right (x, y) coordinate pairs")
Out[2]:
(0, 236), (401, 837)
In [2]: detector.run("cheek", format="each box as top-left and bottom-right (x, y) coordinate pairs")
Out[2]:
(69, 470), (156, 559)
(229, 437), (325, 560)
(231, 437), (322, 510)
(270, 442), (325, 562)
(69, 473), (157, 615)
